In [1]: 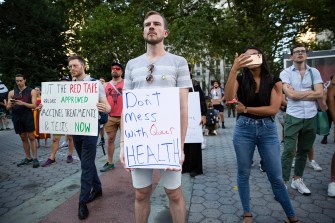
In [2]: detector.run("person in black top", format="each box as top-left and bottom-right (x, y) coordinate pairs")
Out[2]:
(225, 47), (300, 223)
(6, 74), (39, 168)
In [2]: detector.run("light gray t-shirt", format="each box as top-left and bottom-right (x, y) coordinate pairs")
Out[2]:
(280, 65), (323, 119)
(124, 52), (192, 90)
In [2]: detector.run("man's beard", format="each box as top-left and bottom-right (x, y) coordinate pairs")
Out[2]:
(145, 35), (164, 45)
(112, 73), (120, 79)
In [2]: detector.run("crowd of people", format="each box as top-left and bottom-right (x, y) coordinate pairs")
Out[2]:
(1, 10), (334, 223)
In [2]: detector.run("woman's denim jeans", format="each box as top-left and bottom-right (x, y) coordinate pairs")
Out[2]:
(233, 116), (295, 217)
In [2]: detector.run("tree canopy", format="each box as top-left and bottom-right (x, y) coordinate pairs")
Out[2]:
(0, 0), (333, 86)
(0, 0), (69, 88)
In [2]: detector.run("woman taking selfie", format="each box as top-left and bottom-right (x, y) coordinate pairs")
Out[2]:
(225, 47), (299, 223)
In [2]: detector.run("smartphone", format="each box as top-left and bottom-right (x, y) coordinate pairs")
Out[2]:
(245, 54), (262, 66)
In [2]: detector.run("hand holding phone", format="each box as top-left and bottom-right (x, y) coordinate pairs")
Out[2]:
(245, 54), (262, 66)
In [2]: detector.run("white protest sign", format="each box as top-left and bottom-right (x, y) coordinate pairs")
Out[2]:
(123, 87), (181, 169)
(39, 81), (99, 136)
(185, 92), (204, 143)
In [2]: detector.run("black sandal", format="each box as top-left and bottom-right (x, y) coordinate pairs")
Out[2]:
(243, 214), (252, 222)
(284, 219), (300, 223)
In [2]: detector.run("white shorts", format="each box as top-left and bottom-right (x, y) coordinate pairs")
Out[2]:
(131, 168), (181, 190)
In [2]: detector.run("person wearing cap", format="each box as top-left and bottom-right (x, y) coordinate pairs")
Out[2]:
(210, 80), (226, 128)
(100, 62), (124, 172)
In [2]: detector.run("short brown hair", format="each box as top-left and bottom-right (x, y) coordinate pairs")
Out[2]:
(290, 43), (306, 55)
(144, 11), (168, 30)
(68, 55), (85, 65)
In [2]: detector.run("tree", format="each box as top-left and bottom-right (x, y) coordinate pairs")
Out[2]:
(0, 0), (69, 88)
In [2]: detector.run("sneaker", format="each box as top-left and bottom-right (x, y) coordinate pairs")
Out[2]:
(328, 182), (335, 197)
(17, 158), (33, 167)
(213, 130), (218, 135)
(66, 155), (74, 163)
(32, 159), (40, 168)
(58, 141), (68, 149)
(308, 160), (322, 171)
(291, 158), (295, 168)
(100, 162), (114, 172)
(291, 178), (311, 196)
(41, 158), (55, 167)
(251, 160), (255, 167)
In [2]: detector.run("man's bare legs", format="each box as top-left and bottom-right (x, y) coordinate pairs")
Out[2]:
(50, 135), (61, 160)
(107, 131), (117, 163)
(67, 135), (74, 156)
(19, 132), (32, 159)
(165, 186), (186, 223)
(135, 185), (152, 223)
(20, 132), (37, 159)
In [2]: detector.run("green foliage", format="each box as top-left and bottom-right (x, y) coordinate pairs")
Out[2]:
(0, 0), (334, 86)
(0, 0), (69, 88)
(79, 2), (144, 79)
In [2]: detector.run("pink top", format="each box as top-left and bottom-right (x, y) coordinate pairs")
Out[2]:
(105, 80), (124, 117)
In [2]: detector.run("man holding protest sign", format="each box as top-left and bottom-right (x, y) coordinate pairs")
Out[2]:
(100, 62), (124, 172)
(68, 56), (111, 220)
(120, 11), (192, 223)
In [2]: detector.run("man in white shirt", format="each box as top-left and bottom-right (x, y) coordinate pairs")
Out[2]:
(280, 44), (323, 196)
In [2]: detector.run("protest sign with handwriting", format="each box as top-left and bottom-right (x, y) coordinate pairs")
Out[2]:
(39, 81), (99, 136)
(185, 92), (203, 143)
(123, 87), (181, 169)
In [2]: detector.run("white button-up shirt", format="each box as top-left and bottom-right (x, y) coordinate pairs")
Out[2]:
(280, 65), (323, 119)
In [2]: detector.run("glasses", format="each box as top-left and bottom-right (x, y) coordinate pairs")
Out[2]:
(146, 64), (154, 83)
(112, 66), (121, 71)
(293, 50), (306, 55)
(68, 64), (80, 69)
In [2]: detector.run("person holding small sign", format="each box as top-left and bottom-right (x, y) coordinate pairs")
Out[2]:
(120, 11), (192, 223)
(68, 56), (111, 220)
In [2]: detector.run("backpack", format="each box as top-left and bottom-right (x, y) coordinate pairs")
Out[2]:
(89, 77), (108, 125)
(206, 109), (216, 126)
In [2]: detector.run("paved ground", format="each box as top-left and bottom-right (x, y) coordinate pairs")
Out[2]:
(0, 114), (334, 223)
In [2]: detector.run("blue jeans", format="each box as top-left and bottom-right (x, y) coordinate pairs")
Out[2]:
(233, 116), (295, 217)
(73, 134), (101, 203)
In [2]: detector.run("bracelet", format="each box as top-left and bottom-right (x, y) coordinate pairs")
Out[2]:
(244, 106), (247, 113)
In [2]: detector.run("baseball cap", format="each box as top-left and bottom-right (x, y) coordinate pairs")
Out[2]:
(111, 62), (124, 71)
